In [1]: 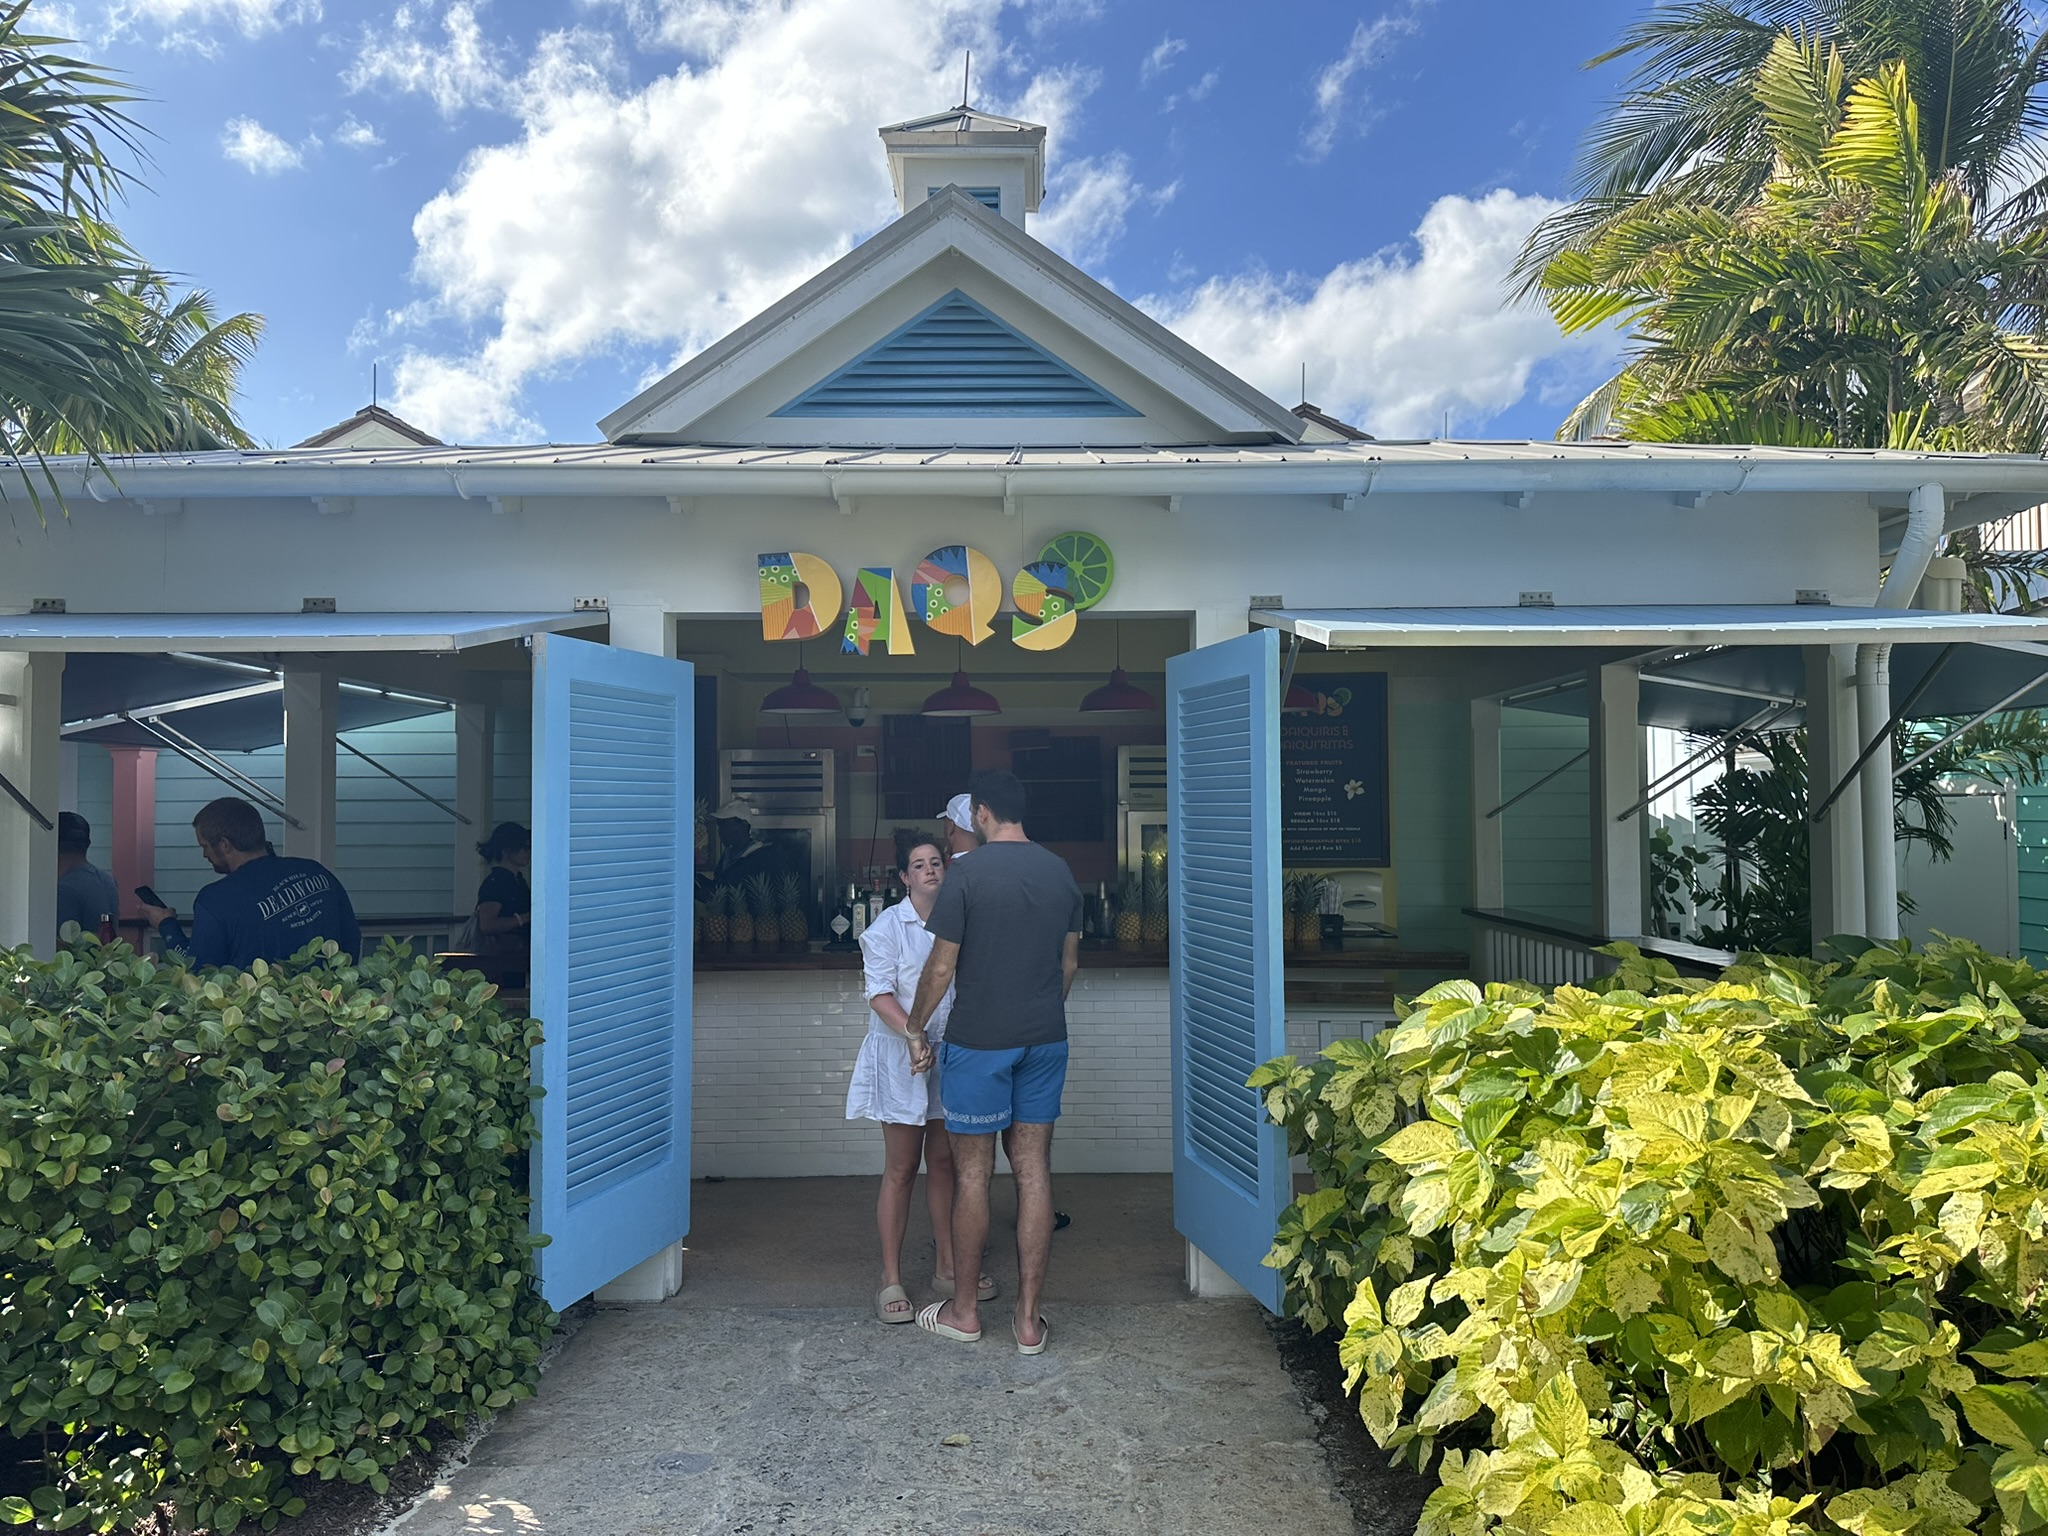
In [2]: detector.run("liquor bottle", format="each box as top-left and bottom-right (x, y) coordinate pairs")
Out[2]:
(865, 882), (884, 928)
(825, 885), (858, 950)
(849, 881), (869, 942)
(97, 912), (116, 944)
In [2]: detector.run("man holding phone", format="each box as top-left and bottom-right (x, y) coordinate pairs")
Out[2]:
(137, 797), (361, 968)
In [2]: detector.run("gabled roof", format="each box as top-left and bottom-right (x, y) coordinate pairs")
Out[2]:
(879, 105), (1044, 137)
(597, 187), (1305, 446)
(774, 289), (1137, 418)
(1293, 401), (1373, 441)
(296, 403), (444, 450)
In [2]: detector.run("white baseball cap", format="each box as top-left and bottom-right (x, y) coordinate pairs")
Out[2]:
(940, 793), (974, 833)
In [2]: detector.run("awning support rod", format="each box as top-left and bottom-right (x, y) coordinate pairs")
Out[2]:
(1615, 702), (1796, 823)
(123, 714), (305, 830)
(1809, 642), (1959, 824)
(0, 767), (52, 831)
(1891, 665), (2048, 780)
(337, 736), (471, 824)
(1485, 748), (1590, 820)
(1278, 631), (1302, 706)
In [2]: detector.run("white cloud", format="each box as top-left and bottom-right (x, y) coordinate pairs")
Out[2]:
(1306, 1), (1431, 160)
(1036, 155), (1173, 270)
(220, 116), (304, 173)
(378, 0), (1099, 441)
(344, 1), (518, 116)
(1140, 34), (1184, 85)
(1165, 67), (1218, 112)
(96, 0), (317, 44)
(1143, 189), (1607, 437)
(336, 114), (383, 149)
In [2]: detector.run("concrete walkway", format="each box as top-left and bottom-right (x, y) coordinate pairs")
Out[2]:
(391, 1175), (1356, 1536)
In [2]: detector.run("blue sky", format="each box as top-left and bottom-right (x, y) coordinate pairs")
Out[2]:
(53, 0), (1645, 446)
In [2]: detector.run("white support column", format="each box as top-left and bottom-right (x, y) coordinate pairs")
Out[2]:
(1588, 662), (1644, 940)
(1856, 648), (1899, 940)
(599, 603), (689, 1304)
(1470, 697), (1504, 911)
(1804, 645), (1864, 946)
(1191, 606), (1250, 649)
(451, 702), (495, 917)
(282, 669), (337, 866)
(0, 652), (64, 956)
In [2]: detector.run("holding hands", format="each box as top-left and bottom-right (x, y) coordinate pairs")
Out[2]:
(906, 1030), (934, 1076)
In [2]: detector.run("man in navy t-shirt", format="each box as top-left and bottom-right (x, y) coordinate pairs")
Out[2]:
(139, 797), (361, 969)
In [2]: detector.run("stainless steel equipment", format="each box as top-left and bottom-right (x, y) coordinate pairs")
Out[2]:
(719, 749), (837, 918)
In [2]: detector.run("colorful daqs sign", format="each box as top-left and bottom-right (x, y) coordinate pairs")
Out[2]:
(912, 546), (1002, 644)
(757, 552), (844, 642)
(759, 533), (1115, 654)
(840, 569), (914, 657)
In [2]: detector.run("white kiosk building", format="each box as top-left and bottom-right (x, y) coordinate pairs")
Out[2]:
(6, 103), (2048, 1309)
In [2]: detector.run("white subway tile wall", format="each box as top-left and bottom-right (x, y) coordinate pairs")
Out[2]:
(693, 971), (1394, 1179)
(695, 970), (1175, 1177)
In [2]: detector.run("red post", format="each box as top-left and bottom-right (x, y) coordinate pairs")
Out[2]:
(108, 747), (156, 921)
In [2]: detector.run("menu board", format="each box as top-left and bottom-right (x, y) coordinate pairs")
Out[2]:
(1281, 673), (1390, 865)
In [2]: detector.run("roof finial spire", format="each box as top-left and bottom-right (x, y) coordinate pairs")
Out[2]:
(959, 51), (970, 109)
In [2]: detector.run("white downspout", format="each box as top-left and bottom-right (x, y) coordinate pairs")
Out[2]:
(1856, 482), (1944, 940)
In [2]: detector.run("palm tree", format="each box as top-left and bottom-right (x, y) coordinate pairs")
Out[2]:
(1512, 0), (2048, 294)
(1541, 35), (2048, 451)
(0, 3), (260, 506)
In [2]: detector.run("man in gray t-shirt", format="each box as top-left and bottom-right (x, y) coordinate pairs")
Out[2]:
(55, 812), (119, 942)
(906, 771), (1080, 1353)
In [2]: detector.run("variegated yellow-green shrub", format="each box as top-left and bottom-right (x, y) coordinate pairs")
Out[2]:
(1252, 939), (2048, 1536)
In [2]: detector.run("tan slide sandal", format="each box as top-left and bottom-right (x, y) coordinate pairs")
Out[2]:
(875, 1283), (914, 1324)
(933, 1272), (999, 1302)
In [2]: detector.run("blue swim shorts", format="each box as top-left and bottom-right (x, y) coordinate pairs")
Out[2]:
(938, 1040), (1069, 1136)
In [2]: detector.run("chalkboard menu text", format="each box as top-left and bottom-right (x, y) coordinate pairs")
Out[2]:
(1281, 673), (1390, 865)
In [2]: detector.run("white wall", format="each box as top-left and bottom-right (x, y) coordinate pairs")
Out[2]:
(0, 484), (1880, 629)
(694, 968), (1174, 1177)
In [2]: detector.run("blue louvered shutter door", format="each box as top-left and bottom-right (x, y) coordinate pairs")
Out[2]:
(1168, 627), (1286, 1311)
(530, 634), (694, 1308)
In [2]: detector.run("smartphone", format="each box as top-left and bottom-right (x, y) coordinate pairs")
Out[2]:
(133, 885), (165, 909)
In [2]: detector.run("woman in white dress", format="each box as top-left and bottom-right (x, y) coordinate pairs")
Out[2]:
(848, 830), (995, 1323)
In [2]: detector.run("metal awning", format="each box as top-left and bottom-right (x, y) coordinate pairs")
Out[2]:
(1252, 604), (2048, 649)
(0, 611), (594, 653)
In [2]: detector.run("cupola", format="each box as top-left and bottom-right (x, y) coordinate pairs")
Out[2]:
(878, 101), (1045, 230)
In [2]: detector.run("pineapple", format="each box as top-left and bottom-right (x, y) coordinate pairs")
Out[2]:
(704, 885), (732, 950)
(745, 873), (777, 953)
(777, 872), (809, 949)
(693, 898), (707, 947)
(1115, 873), (1143, 951)
(1141, 859), (1168, 951)
(1282, 875), (1310, 951)
(729, 882), (755, 950)
(1285, 874), (1322, 950)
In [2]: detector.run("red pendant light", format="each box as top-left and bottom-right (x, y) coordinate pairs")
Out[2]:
(922, 641), (1001, 717)
(921, 670), (1002, 717)
(1081, 667), (1156, 713)
(1080, 622), (1157, 713)
(760, 647), (841, 715)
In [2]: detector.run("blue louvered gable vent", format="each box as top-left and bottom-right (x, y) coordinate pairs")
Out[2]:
(928, 185), (1001, 212)
(773, 290), (1139, 417)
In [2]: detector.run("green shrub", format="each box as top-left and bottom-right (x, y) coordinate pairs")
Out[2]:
(1253, 938), (2048, 1536)
(0, 937), (553, 1532)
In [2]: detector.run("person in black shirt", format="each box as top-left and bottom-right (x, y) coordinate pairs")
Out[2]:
(472, 822), (532, 982)
(138, 798), (360, 968)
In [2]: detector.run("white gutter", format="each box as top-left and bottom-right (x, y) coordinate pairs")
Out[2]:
(19, 454), (2048, 503)
(1856, 481), (1944, 940)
